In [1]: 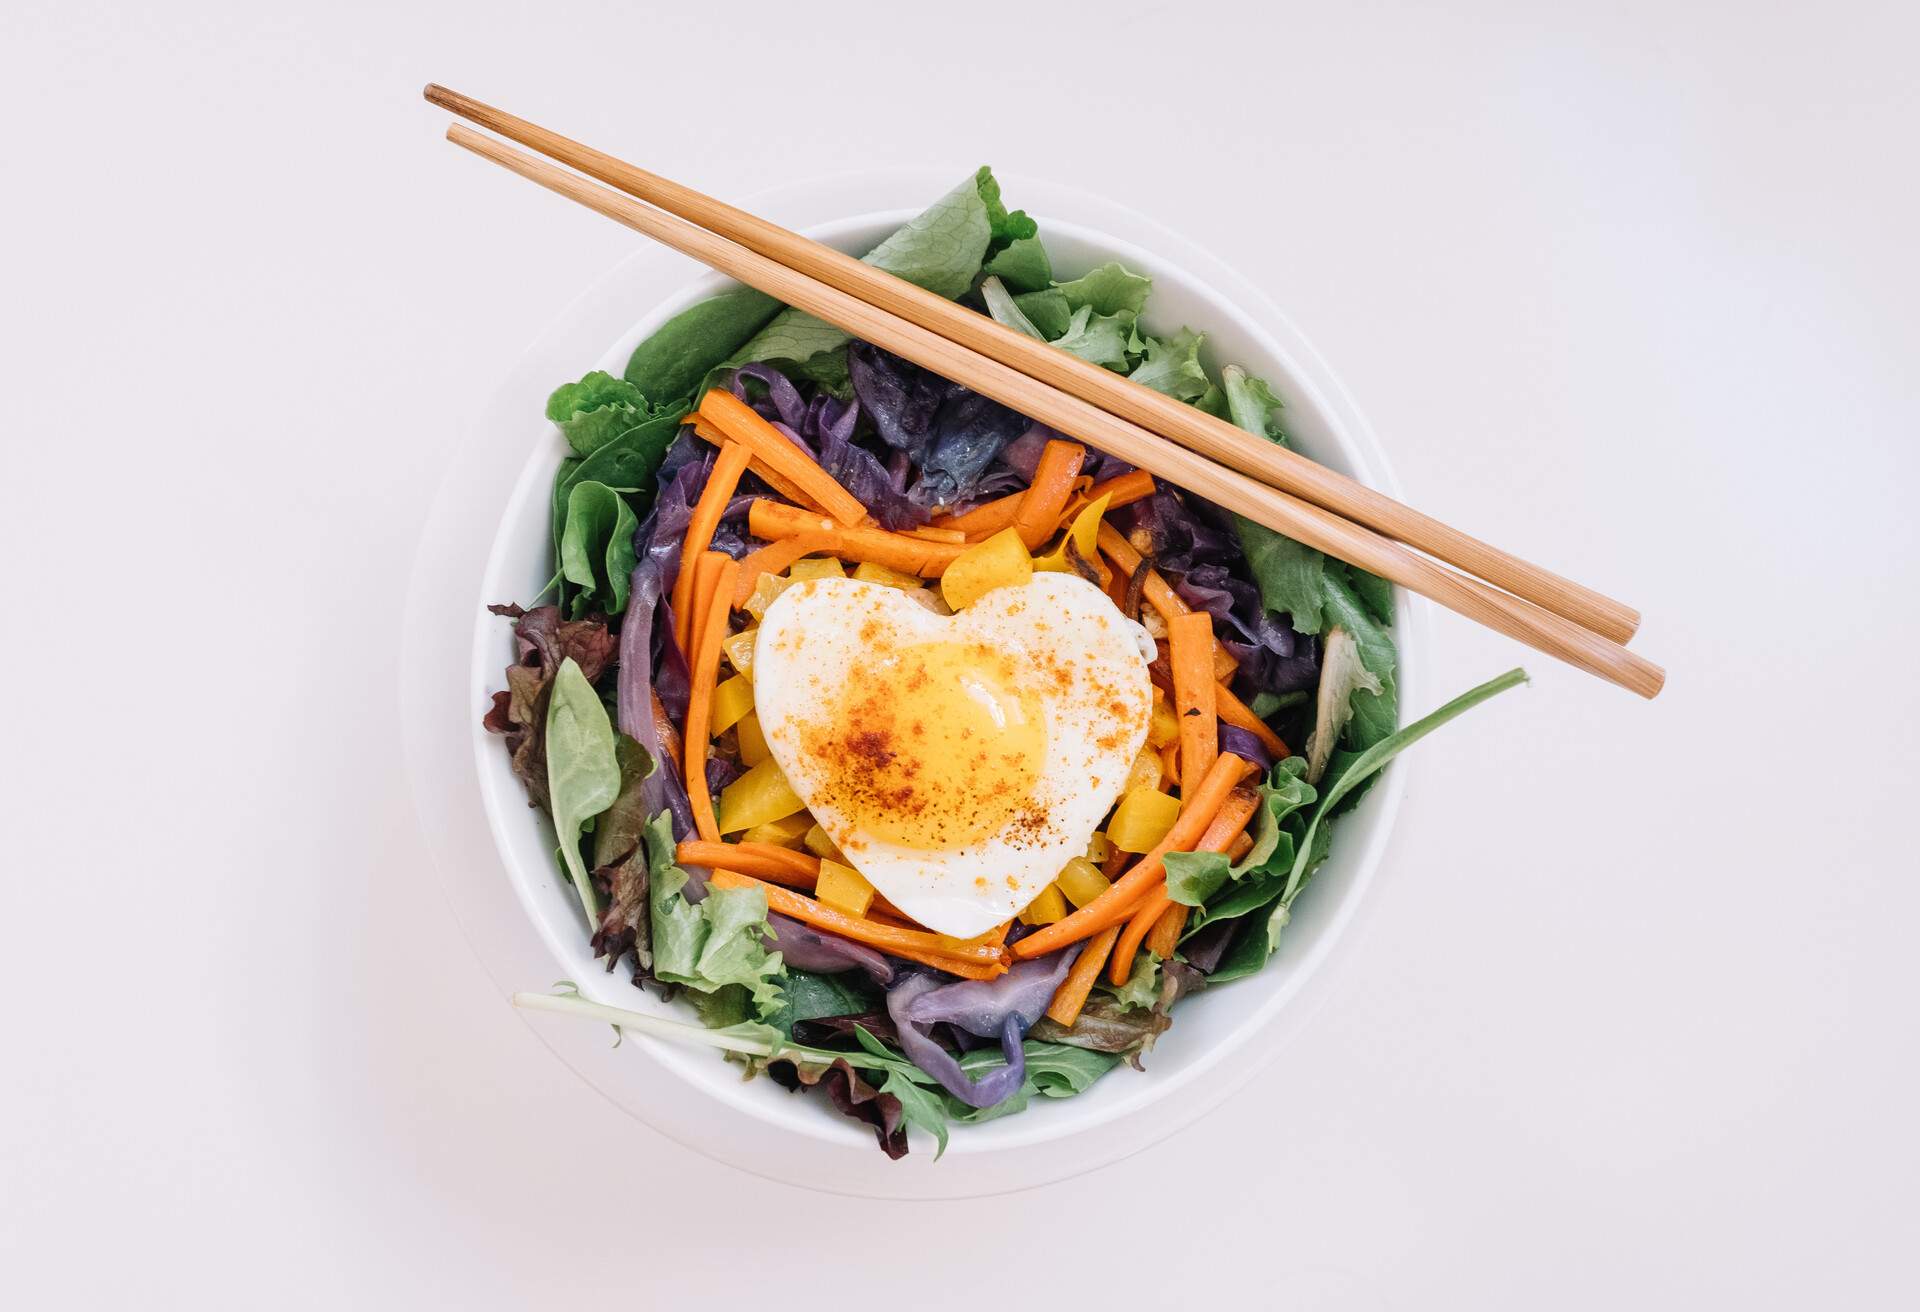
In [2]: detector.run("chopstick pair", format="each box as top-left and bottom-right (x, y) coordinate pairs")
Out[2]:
(426, 85), (1664, 699)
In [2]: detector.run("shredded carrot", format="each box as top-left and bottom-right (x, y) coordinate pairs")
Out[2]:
(1108, 784), (1262, 983)
(1095, 525), (1237, 680)
(1011, 440), (1086, 549)
(683, 554), (740, 842)
(678, 840), (817, 887)
(939, 468), (1156, 540)
(730, 532), (838, 604)
(690, 417), (827, 512)
(747, 500), (965, 576)
(1169, 612), (1219, 794)
(1013, 752), (1258, 959)
(1145, 904), (1186, 960)
(1226, 831), (1255, 863)
(905, 525), (968, 544)
(670, 440), (752, 652)
(708, 869), (1011, 974)
(1217, 682), (1290, 758)
(699, 390), (867, 526)
(649, 688), (684, 775)
(1045, 925), (1120, 1027)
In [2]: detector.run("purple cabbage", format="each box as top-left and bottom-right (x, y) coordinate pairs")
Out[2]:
(730, 362), (806, 430)
(849, 343), (953, 451)
(1218, 723), (1276, 773)
(764, 914), (895, 984)
(909, 390), (1028, 508)
(884, 948), (1081, 1109)
(996, 423), (1054, 480)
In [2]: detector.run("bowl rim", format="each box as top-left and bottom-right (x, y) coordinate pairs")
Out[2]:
(451, 167), (1425, 1188)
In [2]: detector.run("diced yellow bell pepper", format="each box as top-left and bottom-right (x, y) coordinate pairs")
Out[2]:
(803, 823), (850, 865)
(1017, 883), (1069, 926)
(1034, 493), (1112, 574)
(1124, 744), (1163, 796)
(723, 627), (759, 681)
(711, 674), (754, 736)
(815, 859), (875, 917)
(940, 526), (1032, 611)
(1085, 831), (1114, 866)
(1147, 687), (1181, 748)
(743, 572), (793, 621)
(742, 811), (813, 849)
(717, 757), (805, 834)
(1055, 856), (1112, 909)
(788, 556), (845, 582)
(736, 712), (771, 766)
(1108, 787), (1182, 853)
(852, 560), (922, 590)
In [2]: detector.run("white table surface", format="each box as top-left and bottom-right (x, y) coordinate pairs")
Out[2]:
(4, 0), (1916, 1305)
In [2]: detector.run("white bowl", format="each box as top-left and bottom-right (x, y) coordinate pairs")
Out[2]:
(417, 170), (1422, 1197)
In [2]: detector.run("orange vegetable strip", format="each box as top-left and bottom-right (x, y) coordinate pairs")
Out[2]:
(683, 555), (739, 842)
(708, 869), (1011, 967)
(671, 440), (752, 651)
(699, 389), (867, 525)
(690, 418), (826, 512)
(1011, 440), (1086, 549)
(1101, 843), (1129, 878)
(1098, 525), (1237, 676)
(905, 525), (968, 544)
(1013, 752), (1257, 958)
(1217, 683), (1289, 758)
(730, 533), (837, 604)
(1159, 740), (1180, 791)
(1145, 903), (1186, 960)
(1226, 831), (1255, 863)
(747, 500), (965, 576)
(679, 840), (817, 886)
(1108, 784), (1263, 983)
(1169, 612), (1219, 794)
(939, 467), (1157, 540)
(1045, 925), (1120, 1027)
(649, 688), (684, 775)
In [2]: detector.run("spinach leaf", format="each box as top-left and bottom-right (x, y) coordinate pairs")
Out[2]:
(624, 287), (782, 405)
(1054, 261), (1153, 316)
(557, 481), (637, 617)
(646, 811), (786, 1019)
(981, 235), (1053, 292)
(768, 969), (882, 1038)
(544, 657), (622, 925)
(545, 370), (655, 456)
(1128, 327), (1211, 402)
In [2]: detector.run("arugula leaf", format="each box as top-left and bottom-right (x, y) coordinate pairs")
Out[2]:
(882, 1069), (951, 1158)
(624, 287), (782, 405)
(720, 169), (1008, 380)
(939, 1041), (1122, 1124)
(981, 235), (1053, 292)
(544, 658), (622, 925)
(1128, 327), (1211, 402)
(1013, 287), (1072, 339)
(545, 371), (656, 456)
(557, 481), (637, 618)
(1054, 261), (1153, 316)
(646, 811), (786, 1019)
(1047, 305), (1137, 371)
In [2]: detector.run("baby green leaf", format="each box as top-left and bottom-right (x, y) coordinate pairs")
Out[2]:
(1053, 261), (1153, 316)
(545, 657), (622, 926)
(557, 481), (638, 618)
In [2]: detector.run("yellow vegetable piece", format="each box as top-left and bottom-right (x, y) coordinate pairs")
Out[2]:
(940, 526), (1032, 611)
(815, 859), (876, 918)
(1108, 787), (1182, 853)
(743, 571), (793, 621)
(736, 712), (771, 766)
(1055, 856), (1112, 909)
(1017, 883), (1068, 926)
(1034, 493), (1112, 574)
(711, 674), (754, 736)
(852, 560), (921, 590)
(787, 556), (846, 582)
(723, 627), (759, 681)
(803, 823), (850, 865)
(1084, 831), (1114, 866)
(1147, 687), (1181, 748)
(716, 757), (805, 834)
(1124, 744), (1163, 796)
(742, 812), (813, 849)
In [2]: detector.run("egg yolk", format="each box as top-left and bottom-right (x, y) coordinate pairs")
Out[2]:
(796, 639), (1047, 851)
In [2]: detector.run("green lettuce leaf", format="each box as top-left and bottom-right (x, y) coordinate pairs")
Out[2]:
(1168, 758), (1317, 908)
(1103, 951), (1163, 1011)
(646, 812), (786, 1019)
(1014, 287), (1072, 338)
(974, 165), (1037, 252)
(1128, 327), (1211, 402)
(545, 371), (658, 456)
(1303, 625), (1384, 783)
(981, 235), (1053, 292)
(1048, 305), (1137, 371)
(980, 275), (1045, 339)
(1054, 261), (1153, 316)
(557, 481), (637, 618)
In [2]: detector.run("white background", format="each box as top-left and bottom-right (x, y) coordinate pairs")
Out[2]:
(4, 0), (1917, 1306)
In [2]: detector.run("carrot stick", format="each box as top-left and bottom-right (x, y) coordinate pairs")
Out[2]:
(708, 869), (1011, 971)
(938, 468), (1156, 539)
(1226, 831), (1255, 863)
(1108, 784), (1262, 983)
(1095, 525), (1237, 681)
(1169, 612), (1219, 794)
(683, 555), (739, 842)
(905, 525), (968, 544)
(747, 500), (965, 576)
(1145, 904), (1186, 960)
(691, 417), (827, 513)
(678, 840), (818, 886)
(1045, 925), (1119, 1027)
(699, 390), (867, 526)
(1012, 440), (1085, 549)
(1217, 683), (1289, 758)
(1012, 752), (1258, 958)
(730, 532), (838, 604)
(671, 440), (752, 652)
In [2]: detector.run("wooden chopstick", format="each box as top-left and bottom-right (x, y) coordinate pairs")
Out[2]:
(440, 122), (1664, 700)
(425, 83), (1640, 648)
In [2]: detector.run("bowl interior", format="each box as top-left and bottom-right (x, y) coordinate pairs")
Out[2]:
(471, 208), (1412, 1157)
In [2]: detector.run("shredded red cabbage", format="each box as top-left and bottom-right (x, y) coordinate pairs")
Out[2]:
(885, 948), (1080, 1107)
(765, 913), (896, 984)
